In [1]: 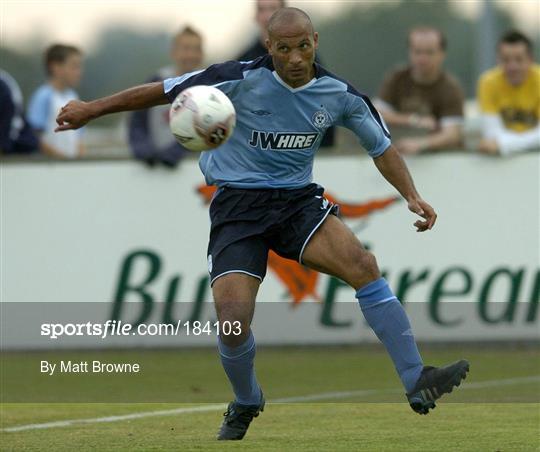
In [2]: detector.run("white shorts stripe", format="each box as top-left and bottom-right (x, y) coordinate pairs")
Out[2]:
(298, 204), (334, 264)
(210, 270), (263, 286)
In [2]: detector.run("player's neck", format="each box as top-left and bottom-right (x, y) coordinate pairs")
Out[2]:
(276, 67), (316, 89)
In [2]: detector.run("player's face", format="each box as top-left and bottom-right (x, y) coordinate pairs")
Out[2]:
(53, 53), (83, 88)
(256, 0), (283, 31)
(267, 25), (318, 88)
(498, 43), (532, 86)
(172, 34), (203, 74)
(409, 31), (445, 78)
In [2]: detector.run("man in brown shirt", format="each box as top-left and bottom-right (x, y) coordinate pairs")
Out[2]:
(374, 26), (464, 154)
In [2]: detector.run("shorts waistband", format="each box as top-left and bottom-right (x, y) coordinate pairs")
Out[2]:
(221, 183), (319, 196)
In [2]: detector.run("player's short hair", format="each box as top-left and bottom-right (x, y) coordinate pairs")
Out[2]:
(267, 7), (313, 37)
(174, 25), (203, 43)
(408, 26), (447, 51)
(44, 44), (81, 75)
(498, 30), (533, 55)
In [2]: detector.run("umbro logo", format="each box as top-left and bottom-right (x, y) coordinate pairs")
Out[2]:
(315, 195), (329, 210)
(251, 110), (272, 116)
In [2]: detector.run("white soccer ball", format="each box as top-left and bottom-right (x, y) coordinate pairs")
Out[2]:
(169, 85), (236, 152)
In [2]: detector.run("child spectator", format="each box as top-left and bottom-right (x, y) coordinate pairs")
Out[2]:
(28, 44), (84, 158)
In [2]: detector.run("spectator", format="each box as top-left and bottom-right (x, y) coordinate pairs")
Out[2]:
(236, 0), (335, 147)
(128, 26), (204, 168)
(0, 69), (38, 155)
(237, 0), (285, 62)
(477, 30), (540, 156)
(28, 44), (84, 158)
(374, 26), (464, 154)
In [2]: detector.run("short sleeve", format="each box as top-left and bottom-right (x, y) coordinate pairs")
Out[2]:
(338, 91), (391, 158)
(163, 60), (248, 103)
(27, 87), (51, 131)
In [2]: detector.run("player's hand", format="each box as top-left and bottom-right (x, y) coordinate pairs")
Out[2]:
(407, 197), (437, 232)
(55, 100), (95, 132)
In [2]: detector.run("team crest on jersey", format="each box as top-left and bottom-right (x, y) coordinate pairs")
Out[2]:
(311, 109), (331, 129)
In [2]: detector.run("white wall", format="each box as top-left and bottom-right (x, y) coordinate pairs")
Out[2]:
(1, 153), (538, 346)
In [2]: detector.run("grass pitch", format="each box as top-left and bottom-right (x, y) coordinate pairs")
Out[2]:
(1, 345), (539, 451)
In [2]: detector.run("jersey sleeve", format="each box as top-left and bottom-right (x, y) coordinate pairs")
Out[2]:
(163, 60), (249, 103)
(337, 89), (392, 158)
(27, 86), (51, 131)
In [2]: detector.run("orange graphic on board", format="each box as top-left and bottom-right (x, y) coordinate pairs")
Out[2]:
(195, 184), (399, 304)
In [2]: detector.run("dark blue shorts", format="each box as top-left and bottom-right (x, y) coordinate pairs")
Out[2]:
(207, 183), (339, 285)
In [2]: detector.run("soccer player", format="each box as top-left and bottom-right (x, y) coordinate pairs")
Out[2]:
(55, 8), (469, 441)
(236, 0), (335, 148)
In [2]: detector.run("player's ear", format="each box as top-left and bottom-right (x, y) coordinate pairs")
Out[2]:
(265, 38), (273, 55)
(313, 32), (319, 50)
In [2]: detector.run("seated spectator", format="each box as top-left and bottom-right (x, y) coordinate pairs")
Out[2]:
(0, 69), (38, 155)
(28, 44), (85, 158)
(374, 26), (464, 154)
(477, 30), (540, 156)
(128, 26), (203, 168)
(236, 0), (335, 147)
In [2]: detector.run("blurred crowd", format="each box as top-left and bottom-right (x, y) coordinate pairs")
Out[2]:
(1, 0), (538, 164)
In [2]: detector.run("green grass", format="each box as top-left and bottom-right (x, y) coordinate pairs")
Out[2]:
(1, 404), (538, 451)
(1, 345), (539, 450)
(2, 346), (539, 403)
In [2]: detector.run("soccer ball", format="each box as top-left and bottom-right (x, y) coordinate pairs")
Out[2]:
(169, 85), (236, 152)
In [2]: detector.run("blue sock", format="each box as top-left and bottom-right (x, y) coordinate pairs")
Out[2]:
(218, 330), (262, 406)
(356, 278), (423, 393)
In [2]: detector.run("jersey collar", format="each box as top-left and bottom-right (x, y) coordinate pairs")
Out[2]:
(272, 70), (317, 93)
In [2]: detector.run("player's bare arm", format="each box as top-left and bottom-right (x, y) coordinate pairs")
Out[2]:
(55, 82), (168, 131)
(374, 145), (437, 232)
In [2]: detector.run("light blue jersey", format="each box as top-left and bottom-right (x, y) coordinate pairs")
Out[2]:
(164, 55), (391, 189)
(28, 83), (82, 158)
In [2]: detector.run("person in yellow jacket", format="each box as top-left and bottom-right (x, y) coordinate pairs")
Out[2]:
(477, 30), (540, 156)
